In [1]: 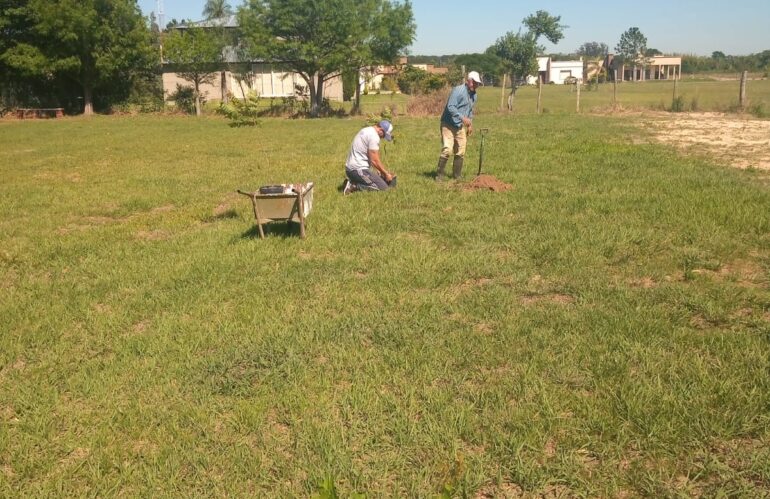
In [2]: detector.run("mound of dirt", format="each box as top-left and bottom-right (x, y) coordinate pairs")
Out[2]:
(462, 174), (513, 192)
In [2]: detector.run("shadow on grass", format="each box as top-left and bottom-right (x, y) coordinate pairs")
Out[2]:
(239, 222), (305, 240)
(202, 209), (240, 223)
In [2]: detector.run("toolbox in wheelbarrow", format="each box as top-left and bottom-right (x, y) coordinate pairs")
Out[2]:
(237, 182), (314, 239)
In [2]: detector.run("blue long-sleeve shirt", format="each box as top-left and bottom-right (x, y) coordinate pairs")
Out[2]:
(440, 83), (477, 128)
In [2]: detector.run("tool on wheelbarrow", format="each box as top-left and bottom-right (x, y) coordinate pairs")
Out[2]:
(477, 128), (490, 176)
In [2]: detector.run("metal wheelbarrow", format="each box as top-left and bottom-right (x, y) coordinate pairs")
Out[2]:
(237, 182), (314, 239)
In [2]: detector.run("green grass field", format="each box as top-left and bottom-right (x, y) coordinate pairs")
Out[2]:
(357, 78), (770, 117)
(202, 77), (770, 119)
(1, 108), (769, 496)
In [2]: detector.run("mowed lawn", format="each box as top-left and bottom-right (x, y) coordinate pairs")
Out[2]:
(1, 111), (769, 496)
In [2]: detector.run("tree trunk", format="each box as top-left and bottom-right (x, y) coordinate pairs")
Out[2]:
(507, 86), (515, 111)
(83, 84), (94, 116)
(353, 77), (361, 115)
(194, 81), (202, 117)
(220, 70), (228, 104)
(309, 72), (325, 118)
(308, 76), (318, 117)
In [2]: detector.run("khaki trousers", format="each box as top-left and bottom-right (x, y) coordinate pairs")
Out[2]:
(439, 123), (467, 160)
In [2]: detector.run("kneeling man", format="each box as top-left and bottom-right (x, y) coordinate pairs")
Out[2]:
(343, 120), (396, 194)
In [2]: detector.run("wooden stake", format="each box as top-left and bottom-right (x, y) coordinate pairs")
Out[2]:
(673, 76), (678, 101)
(500, 73), (506, 111)
(537, 78), (542, 114)
(740, 71), (748, 109)
(576, 80), (581, 113)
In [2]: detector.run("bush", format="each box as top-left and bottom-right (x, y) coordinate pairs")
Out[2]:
(168, 84), (197, 115)
(748, 102), (768, 118)
(342, 69), (358, 102)
(670, 95), (686, 112)
(217, 91), (262, 127)
(397, 66), (448, 95)
(381, 76), (398, 92)
(690, 95), (700, 112)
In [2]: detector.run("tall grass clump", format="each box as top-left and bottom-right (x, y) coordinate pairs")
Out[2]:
(406, 89), (449, 116)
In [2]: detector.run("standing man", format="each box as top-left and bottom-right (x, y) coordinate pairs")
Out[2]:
(343, 120), (396, 194)
(436, 71), (483, 180)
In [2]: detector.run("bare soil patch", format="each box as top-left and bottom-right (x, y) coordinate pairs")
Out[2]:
(642, 112), (770, 170)
(462, 174), (513, 192)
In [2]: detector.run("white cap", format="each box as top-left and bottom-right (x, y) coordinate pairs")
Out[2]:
(468, 71), (483, 84)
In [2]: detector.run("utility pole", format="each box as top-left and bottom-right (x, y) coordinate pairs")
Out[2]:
(157, 0), (165, 63)
(156, 0), (165, 29)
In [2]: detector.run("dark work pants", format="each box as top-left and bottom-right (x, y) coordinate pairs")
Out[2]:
(346, 168), (389, 191)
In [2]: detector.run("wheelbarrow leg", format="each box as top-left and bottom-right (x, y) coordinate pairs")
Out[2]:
(297, 187), (306, 239)
(250, 195), (265, 239)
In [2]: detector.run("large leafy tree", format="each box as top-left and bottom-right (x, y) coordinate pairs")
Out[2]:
(577, 42), (608, 59)
(1, 0), (38, 106)
(238, 0), (414, 118)
(163, 26), (224, 116)
(615, 27), (647, 82)
(522, 10), (566, 45)
(493, 10), (565, 110)
(203, 0), (233, 19)
(451, 52), (503, 86)
(2, 0), (153, 115)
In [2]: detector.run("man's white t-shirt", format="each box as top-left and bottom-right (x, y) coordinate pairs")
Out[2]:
(345, 126), (380, 171)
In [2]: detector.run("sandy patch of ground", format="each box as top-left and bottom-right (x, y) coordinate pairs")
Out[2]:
(642, 112), (770, 170)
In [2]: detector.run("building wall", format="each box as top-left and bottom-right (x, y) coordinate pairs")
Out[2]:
(548, 61), (584, 84)
(162, 66), (344, 105)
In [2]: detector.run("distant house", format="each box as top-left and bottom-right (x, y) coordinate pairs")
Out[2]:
(162, 16), (343, 104)
(361, 57), (407, 92)
(360, 59), (448, 92)
(606, 54), (682, 81)
(527, 57), (584, 85)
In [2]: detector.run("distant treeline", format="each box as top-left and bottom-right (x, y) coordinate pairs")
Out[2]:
(680, 51), (770, 74)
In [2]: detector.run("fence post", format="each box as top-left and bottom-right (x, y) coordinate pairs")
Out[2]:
(613, 70), (618, 106)
(673, 76), (678, 101)
(500, 73), (506, 111)
(576, 80), (581, 113)
(740, 70), (748, 109)
(537, 78), (543, 114)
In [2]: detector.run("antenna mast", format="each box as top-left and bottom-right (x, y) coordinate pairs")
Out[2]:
(156, 0), (165, 63)
(156, 0), (165, 29)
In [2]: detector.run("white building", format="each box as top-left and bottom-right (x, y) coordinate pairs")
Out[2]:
(527, 57), (585, 85)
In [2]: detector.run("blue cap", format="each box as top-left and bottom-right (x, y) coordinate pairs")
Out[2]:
(378, 120), (394, 141)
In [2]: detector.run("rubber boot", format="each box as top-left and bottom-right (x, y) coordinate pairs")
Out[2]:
(452, 156), (464, 179)
(436, 157), (448, 181)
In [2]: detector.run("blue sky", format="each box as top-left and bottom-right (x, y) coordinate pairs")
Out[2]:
(138, 0), (769, 56)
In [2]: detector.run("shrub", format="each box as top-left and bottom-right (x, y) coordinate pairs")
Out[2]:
(670, 95), (686, 112)
(381, 76), (398, 92)
(217, 91), (262, 127)
(690, 95), (700, 112)
(397, 66), (447, 95)
(168, 84), (197, 115)
(342, 69), (358, 102)
(748, 102), (768, 118)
